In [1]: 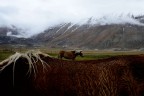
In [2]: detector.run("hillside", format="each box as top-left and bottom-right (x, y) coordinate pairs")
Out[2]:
(0, 26), (37, 47)
(34, 22), (144, 50)
(1, 15), (144, 50)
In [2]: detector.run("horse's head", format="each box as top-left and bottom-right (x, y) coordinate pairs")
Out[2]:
(75, 50), (84, 57)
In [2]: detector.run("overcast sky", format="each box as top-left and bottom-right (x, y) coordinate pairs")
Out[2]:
(0, 0), (144, 37)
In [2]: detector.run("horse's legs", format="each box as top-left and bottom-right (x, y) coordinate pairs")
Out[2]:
(58, 55), (63, 59)
(58, 55), (63, 60)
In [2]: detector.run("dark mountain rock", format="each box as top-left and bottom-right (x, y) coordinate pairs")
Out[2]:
(0, 26), (37, 47)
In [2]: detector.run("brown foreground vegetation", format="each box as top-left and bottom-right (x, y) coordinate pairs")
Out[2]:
(0, 51), (144, 96)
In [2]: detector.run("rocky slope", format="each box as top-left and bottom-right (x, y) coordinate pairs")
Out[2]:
(34, 23), (144, 49)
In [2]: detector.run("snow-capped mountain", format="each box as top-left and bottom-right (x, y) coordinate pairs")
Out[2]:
(32, 15), (144, 49)
(1, 15), (144, 49)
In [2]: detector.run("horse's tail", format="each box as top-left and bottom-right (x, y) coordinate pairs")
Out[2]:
(58, 51), (64, 59)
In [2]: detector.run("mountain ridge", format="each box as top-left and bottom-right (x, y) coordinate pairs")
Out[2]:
(1, 15), (144, 50)
(33, 23), (144, 49)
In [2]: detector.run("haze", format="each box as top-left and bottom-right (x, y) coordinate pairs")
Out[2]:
(0, 0), (144, 37)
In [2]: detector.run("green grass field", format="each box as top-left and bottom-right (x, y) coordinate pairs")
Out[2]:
(46, 50), (144, 60)
(0, 51), (15, 62)
(0, 49), (144, 61)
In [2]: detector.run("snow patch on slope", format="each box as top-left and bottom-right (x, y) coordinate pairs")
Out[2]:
(4, 14), (144, 38)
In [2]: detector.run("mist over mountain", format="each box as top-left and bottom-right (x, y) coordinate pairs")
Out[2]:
(31, 15), (144, 50)
(0, 25), (37, 47)
(1, 0), (144, 38)
(1, 12), (144, 50)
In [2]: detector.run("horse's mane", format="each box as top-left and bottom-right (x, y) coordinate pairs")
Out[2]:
(0, 50), (51, 75)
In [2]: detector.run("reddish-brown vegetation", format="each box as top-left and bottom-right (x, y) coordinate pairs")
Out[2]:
(0, 51), (144, 96)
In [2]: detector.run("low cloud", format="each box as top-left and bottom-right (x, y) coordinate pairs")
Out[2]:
(0, 0), (144, 37)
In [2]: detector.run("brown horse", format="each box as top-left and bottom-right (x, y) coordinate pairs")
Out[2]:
(0, 50), (144, 96)
(58, 50), (83, 60)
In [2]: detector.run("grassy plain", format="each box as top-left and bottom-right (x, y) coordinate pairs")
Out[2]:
(0, 48), (144, 61)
